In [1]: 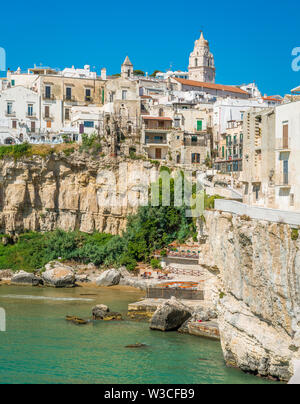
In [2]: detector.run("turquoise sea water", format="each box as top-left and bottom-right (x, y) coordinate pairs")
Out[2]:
(0, 285), (276, 384)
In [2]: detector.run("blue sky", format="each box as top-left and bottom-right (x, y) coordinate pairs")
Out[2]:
(0, 0), (299, 96)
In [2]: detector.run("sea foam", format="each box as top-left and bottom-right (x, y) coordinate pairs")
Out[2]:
(0, 294), (95, 302)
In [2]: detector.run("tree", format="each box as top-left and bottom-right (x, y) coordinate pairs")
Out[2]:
(133, 70), (145, 76)
(150, 70), (161, 77)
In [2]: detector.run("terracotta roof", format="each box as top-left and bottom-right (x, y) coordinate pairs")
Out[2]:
(262, 96), (282, 102)
(291, 86), (300, 93)
(173, 78), (249, 95)
(142, 116), (172, 121)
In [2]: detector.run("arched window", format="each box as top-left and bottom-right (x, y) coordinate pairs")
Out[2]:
(195, 58), (198, 67)
(159, 108), (164, 117)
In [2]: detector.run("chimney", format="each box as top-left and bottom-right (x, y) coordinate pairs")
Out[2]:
(101, 68), (107, 81)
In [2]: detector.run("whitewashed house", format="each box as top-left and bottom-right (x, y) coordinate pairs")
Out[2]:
(0, 86), (39, 144)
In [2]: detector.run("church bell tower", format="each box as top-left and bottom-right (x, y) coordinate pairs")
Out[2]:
(188, 32), (215, 83)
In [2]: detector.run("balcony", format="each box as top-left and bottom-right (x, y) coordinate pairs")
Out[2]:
(276, 138), (291, 152)
(5, 111), (16, 117)
(43, 114), (54, 121)
(43, 94), (56, 101)
(145, 138), (168, 145)
(26, 114), (37, 119)
(64, 95), (76, 103)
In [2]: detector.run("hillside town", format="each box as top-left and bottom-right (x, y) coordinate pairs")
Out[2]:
(1, 29), (300, 385)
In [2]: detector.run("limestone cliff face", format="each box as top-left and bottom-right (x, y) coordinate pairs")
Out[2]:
(0, 153), (155, 235)
(199, 211), (300, 381)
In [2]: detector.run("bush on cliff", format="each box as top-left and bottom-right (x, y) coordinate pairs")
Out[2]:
(0, 143), (32, 159)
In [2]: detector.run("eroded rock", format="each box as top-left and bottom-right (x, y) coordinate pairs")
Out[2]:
(42, 265), (75, 288)
(96, 269), (121, 287)
(150, 297), (192, 332)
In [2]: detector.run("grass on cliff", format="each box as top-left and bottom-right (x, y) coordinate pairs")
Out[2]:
(0, 143), (78, 160)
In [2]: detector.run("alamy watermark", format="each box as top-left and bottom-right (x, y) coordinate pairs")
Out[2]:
(96, 164), (205, 218)
(0, 308), (6, 332)
(292, 47), (300, 72)
(0, 47), (6, 71)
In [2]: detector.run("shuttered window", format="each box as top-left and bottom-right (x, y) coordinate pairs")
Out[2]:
(283, 124), (289, 149)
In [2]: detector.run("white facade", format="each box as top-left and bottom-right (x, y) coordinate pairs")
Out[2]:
(0, 86), (39, 144)
(213, 98), (270, 136)
(71, 106), (104, 137)
(156, 70), (189, 80)
(273, 101), (300, 211)
(61, 65), (97, 79)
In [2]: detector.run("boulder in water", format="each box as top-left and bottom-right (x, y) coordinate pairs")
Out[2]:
(95, 269), (121, 287)
(92, 304), (110, 319)
(11, 271), (42, 286)
(150, 297), (192, 332)
(42, 266), (75, 288)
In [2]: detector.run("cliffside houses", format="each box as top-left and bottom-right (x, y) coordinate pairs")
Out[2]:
(0, 31), (293, 179)
(240, 100), (300, 212)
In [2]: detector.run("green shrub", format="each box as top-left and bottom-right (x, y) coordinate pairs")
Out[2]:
(291, 228), (299, 241)
(0, 143), (32, 160)
(150, 258), (161, 269)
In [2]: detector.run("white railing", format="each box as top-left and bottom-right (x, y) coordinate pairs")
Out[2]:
(215, 199), (300, 226)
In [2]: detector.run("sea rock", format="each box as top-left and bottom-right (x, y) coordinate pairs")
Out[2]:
(150, 297), (192, 332)
(95, 269), (121, 287)
(42, 266), (75, 288)
(92, 304), (110, 319)
(11, 270), (43, 286)
(66, 316), (88, 325)
(125, 343), (147, 349)
(75, 274), (90, 283)
(0, 269), (13, 281)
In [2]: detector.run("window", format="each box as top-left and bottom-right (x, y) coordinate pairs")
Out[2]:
(66, 87), (72, 100)
(283, 160), (289, 185)
(197, 120), (203, 131)
(47, 121), (52, 129)
(65, 109), (70, 121)
(45, 86), (51, 99)
(85, 88), (91, 101)
(27, 104), (33, 116)
(159, 108), (164, 117)
(7, 102), (12, 115)
(12, 120), (17, 129)
(174, 119), (180, 128)
(122, 90), (127, 101)
(222, 146), (225, 158)
(84, 121), (94, 128)
(30, 121), (35, 133)
(283, 123), (289, 149)
(191, 153), (200, 163)
(44, 106), (50, 118)
(290, 193), (294, 206)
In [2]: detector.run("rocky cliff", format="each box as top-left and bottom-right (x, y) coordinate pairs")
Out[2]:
(0, 153), (156, 235)
(199, 211), (300, 381)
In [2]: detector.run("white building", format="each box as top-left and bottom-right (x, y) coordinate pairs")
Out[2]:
(0, 86), (40, 144)
(156, 70), (189, 80)
(213, 98), (270, 137)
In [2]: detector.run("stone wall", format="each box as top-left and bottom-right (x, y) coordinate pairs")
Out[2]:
(0, 153), (156, 235)
(199, 210), (300, 381)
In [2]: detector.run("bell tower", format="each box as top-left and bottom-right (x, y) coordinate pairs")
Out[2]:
(188, 32), (215, 83)
(121, 56), (133, 79)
